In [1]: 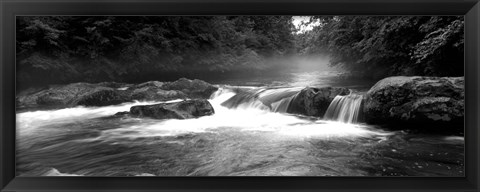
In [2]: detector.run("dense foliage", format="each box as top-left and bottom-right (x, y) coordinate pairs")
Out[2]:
(16, 16), (295, 87)
(17, 16), (464, 88)
(297, 16), (464, 79)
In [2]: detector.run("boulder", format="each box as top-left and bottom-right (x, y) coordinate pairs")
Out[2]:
(133, 81), (164, 89)
(161, 78), (218, 99)
(130, 99), (215, 119)
(129, 87), (187, 101)
(73, 88), (131, 106)
(17, 83), (132, 108)
(18, 83), (99, 108)
(16, 87), (50, 109)
(95, 82), (132, 89)
(16, 78), (219, 109)
(363, 76), (464, 132)
(286, 87), (350, 117)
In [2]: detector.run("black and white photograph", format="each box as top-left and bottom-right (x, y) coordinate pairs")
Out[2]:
(15, 16), (465, 177)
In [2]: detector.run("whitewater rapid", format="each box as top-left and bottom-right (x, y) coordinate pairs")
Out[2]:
(17, 87), (392, 142)
(15, 86), (465, 177)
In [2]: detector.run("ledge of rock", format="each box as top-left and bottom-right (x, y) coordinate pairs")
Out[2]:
(129, 99), (215, 119)
(129, 87), (187, 101)
(73, 88), (131, 106)
(286, 87), (350, 117)
(16, 78), (218, 109)
(161, 78), (218, 99)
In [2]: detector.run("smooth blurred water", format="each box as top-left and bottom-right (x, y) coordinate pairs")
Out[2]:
(207, 70), (376, 91)
(324, 94), (364, 124)
(16, 71), (464, 176)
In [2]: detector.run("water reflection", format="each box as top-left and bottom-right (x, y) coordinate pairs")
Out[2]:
(209, 70), (376, 91)
(288, 71), (341, 87)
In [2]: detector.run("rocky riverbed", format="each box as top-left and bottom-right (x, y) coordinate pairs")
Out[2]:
(15, 76), (464, 176)
(17, 76), (465, 134)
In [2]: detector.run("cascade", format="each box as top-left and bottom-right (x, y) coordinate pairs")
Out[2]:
(324, 94), (363, 124)
(218, 87), (301, 112)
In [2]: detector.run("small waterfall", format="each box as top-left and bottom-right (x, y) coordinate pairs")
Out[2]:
(271, 95), (296, 113)
(219, 87), (302, 112)
(324, 94), (363, 124)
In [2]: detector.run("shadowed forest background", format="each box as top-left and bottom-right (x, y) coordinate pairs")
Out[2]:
(16, 16), (464, 90)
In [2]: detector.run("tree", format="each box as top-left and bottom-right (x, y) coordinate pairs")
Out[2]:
(16, 16), (296, 88)
(298, 16), (464, 79)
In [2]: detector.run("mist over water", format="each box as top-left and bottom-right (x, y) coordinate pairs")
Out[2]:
(16, 70), (464, 177)
(206, 56), (376, 90)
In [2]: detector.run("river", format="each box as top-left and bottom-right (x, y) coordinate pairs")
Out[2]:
(16, 70), (464, 176)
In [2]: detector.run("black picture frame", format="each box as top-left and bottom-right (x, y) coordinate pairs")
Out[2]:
(1, 0), (479, 191)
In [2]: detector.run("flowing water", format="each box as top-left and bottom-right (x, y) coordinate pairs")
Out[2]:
(324, 94), (364, 124)
(16, 71), (464, 177)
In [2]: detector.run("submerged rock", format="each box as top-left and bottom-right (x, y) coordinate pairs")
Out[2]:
(113, 111), (130, 116)
(130, 99), (215, 119)
(363, 76), (464, 132)
(221, 90), (261, 109)
(220, 87), (301, 111)
(286, 87), (350, 117)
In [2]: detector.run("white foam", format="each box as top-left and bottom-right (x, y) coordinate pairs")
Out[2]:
(18, 89), (392, 143)
(16, 100), (183, 135)
(94, 89), (391, 140)
(324, 94), (363, 124)
(135, 173), (156, 176)
(43, 168), (82, 176)
(444, 136), (464, 141)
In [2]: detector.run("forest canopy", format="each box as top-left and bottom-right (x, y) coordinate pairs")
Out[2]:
(16, 16), (464, 88)
(296, 16), (464, 79)
(16, 16), (296, 87)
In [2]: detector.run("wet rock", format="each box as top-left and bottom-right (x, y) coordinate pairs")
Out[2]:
(18, 83), (101, 108)
(134, 81), (164, 89)
(130, 99), (215, 119)
(17, 78), (219, 109)
(286, 87), (350, 117)
(161, 78), (218, 99)
(129, 87), (187, 101)
(363, 76), (464, 132)
(109, 111), (131, 119)
(73, 88), (131, 106)
(114, 111), (130, 116)
(220, 87), (299, 111)
(221, 90), (263, 109)
(16, 87), (50, 109)
(17, 83), (132, 108)
(96, 82), (132, 89)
